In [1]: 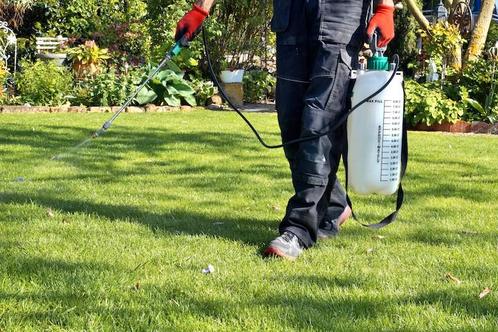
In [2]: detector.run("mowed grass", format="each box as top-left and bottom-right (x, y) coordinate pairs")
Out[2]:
(0, 109), (497, 331)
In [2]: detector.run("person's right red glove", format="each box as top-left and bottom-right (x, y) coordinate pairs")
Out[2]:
(366, 4), (395, 48)
(175, 4), (209, 42)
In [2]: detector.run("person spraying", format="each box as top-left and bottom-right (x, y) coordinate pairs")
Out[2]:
(176, 0), (396, 260)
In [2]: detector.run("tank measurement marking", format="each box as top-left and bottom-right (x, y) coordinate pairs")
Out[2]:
(380, 100), (403, 183)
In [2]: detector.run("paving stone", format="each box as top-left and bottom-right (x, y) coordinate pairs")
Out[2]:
(126, 106), (144, 113)
(68, 106), (87, 113)
(210, 95), (223, 105)
(470, 121), (491, 133)
(156, 106), (173, 112)
(1, 106), (29, 113)
(145, 104), (157, 112)
(489, 123), (498, 135)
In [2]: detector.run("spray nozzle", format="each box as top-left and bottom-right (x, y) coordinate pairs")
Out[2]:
(92, 121), (111, 138)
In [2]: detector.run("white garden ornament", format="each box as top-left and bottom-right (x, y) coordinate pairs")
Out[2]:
(0, 21), (18, 74)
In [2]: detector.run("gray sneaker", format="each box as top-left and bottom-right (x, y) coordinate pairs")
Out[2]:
(317, 205), (352, 239)
(263, 231), (305, 261)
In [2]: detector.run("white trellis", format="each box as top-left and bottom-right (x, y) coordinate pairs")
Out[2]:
(0, 21), (18, 75)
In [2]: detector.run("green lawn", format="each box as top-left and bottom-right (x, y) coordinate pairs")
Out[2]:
(1, 110), (497, 331)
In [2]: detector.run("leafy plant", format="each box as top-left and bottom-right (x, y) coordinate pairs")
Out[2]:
(387, 0), (421, 73)
(67, 40), (110, 65)
(190, 78), (217, 106)
(16, 60), (73, 106)
(72, 66), (142, 106)
(420, 21), (465, 70)
(135, 65), (196, 107)
(0, 60), (7, 97)
(243, 70), (275, 103)
(404, 80), (465, 126)
(449, 58), (498, 123)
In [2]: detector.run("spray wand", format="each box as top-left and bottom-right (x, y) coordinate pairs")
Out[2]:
(91, 37), (188, 139)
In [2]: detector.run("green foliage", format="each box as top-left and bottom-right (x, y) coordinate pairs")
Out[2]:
(404, 80), (465, 126)
(485, 21), (498, 51)
(243, 70), (275, 103)
(135, 65), (196, 106)
(209, 0), (273, 71)
(420, 22), (464, 68)
(72, 67), (142, 106)
(42, 0), (151, 63)
(387, 1), (421, 72)
(0, 60), (7, 87)
(147, 0), (223, 76)
(0, 60), (8, 103)
(190, 78), (217, 106)
(16, 60), (73, 106)
(455, 59), (498, 123)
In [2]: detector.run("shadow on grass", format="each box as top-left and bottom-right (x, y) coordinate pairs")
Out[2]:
(0, 124), (289, 185)
(0, 191), (275, 248)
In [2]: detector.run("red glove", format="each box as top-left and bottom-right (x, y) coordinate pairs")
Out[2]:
(366, 4), (395, 48)
(175, 4), (209, 42)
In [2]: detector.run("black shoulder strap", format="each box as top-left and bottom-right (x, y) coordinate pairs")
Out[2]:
(343, 89), (408, 229)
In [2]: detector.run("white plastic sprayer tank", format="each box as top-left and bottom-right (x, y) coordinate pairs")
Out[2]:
(347, 60), (404, 195)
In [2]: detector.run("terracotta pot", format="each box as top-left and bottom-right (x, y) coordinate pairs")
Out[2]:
(73, 61), (100, 78)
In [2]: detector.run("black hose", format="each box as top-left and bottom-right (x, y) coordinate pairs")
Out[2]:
(201, 26), (400, 149)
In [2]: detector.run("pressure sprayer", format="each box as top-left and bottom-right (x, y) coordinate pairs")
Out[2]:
(344, 34), (408, 228)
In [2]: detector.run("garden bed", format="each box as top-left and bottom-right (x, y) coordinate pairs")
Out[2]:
(0, 105), (193, 113)
(410, 120), (498, 135)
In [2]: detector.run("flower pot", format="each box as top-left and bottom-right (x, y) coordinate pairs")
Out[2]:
(220, 69), (245, 83)
(38, 53), (67, 67)
(72, 61), (100, 79)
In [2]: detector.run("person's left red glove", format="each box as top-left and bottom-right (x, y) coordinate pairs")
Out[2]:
(366, 4), (395, 48)
(175, 4), (209, 42)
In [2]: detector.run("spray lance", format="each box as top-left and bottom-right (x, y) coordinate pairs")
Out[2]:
(90, 37), (188, 139)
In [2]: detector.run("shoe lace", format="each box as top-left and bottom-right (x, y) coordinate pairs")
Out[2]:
(282, 231), (305, 248)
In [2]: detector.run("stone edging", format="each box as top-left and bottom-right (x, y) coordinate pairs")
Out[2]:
(0, 105), (194, 113)
(410, 120), (498, 135)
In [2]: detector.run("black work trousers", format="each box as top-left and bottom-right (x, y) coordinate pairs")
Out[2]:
(272, 0), (369, 247)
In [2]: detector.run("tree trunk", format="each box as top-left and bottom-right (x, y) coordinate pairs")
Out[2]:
(404, 0), (431, 32)
(464, 0), (495, 63)
(447, 44), (462, 70)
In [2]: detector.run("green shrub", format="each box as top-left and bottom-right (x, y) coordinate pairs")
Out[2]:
(456, 59), (498, 123)
(485, 21), (498, 51)
(190, 78), (217, 106)
(243, 70), (275, 103)
(17, 60), (73, 106)
(388, 0), (421, 72)
(404, 80), (465, 126)
(0, 60), (7, 95)
(72, 66), (143, 106)
(41, 0), (151, 64)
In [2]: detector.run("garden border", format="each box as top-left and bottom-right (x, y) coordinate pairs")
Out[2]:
(0, 105), (193, 113)
(409, 120), (498, 135)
